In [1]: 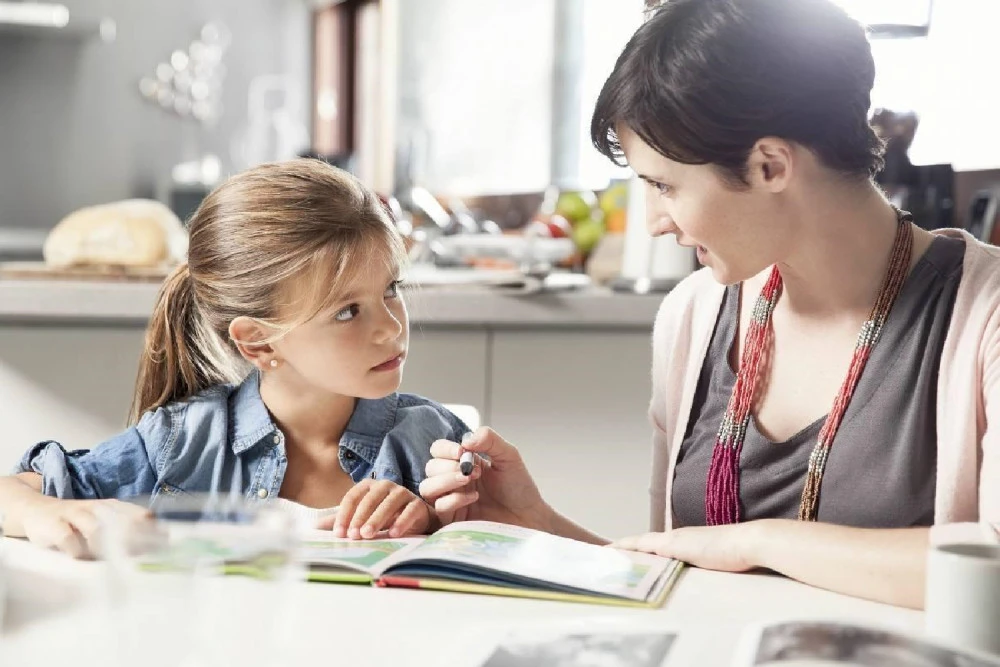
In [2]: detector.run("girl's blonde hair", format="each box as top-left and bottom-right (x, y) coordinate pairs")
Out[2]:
(129, 159), (405, 425)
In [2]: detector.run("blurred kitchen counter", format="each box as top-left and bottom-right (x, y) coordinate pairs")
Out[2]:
(0, 278), (664, 328)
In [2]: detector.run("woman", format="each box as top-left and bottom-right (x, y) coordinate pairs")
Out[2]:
(419, 0), (1000, 609)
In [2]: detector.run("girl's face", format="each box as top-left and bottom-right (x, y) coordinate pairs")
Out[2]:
(271, 260), (409, 400)
(617, 127), (795, 286)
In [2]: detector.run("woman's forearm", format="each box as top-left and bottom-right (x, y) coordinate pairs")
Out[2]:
(750, 519), (929, 609)
(546, 507), (609, 545)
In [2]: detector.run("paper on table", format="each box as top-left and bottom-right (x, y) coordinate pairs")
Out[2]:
(464, 617), (680, 667)
(734, 621), (1000, 667)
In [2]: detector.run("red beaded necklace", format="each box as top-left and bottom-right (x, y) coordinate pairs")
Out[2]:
(705, 211), (915, 524)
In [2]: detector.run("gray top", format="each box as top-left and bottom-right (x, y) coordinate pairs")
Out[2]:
(672, 235), (966, 528)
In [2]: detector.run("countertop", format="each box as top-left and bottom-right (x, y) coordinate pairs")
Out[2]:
(0, 278), (667, 329)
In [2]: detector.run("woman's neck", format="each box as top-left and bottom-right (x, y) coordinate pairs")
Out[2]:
(258, 372), (356, 449)
(771, 181), (933, 321)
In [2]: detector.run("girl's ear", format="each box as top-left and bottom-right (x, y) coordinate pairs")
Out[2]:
(229, 317), (277, 370)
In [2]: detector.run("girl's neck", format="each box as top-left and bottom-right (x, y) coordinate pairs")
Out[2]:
(258, 371), (356, 449)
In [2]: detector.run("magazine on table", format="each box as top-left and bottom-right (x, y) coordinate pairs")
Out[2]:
(469, 619), (1000, 667)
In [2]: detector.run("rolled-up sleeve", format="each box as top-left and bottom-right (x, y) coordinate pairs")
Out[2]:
(13, 427), (158, 500)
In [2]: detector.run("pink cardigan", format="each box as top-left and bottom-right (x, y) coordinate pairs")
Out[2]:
(648, 229), (1000, 544)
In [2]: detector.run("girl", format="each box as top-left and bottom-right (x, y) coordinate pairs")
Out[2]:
(0, 159), (469, 557)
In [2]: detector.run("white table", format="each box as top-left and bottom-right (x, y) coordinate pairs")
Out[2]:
(0, 537), (923, 667)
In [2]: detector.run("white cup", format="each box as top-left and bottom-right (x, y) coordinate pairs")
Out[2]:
(925, 542), (1000, 656)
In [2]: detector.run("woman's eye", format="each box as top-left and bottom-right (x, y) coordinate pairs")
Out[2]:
(653, 182), (672, 195)
(384, 280), (402, 299)
(334, 304), (360, 322)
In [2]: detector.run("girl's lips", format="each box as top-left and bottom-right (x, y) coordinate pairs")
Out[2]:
(372, 353), (404, 372)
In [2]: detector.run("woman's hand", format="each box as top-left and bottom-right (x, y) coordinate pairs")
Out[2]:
(615, 521), (931, 608)
(319, 480), (434, 539)
(611, 524), (761, 572)
(418, 427), (552, 532)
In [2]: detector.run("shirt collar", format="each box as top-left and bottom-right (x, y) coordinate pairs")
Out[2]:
(338, 393), (399, 465)
(229, 371), (278, 455)
(344, 393), (399, 441)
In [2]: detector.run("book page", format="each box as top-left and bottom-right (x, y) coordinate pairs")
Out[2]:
(391, 520), (672, 601)
(741, 621), (1000, 667)
(299, 532), (424, 575)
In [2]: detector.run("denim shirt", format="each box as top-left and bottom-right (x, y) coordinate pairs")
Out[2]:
(14, 372), (470, 504)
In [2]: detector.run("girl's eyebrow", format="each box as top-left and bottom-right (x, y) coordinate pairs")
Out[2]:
(335, 289), (360, 303)
(333, 274), (402, 304)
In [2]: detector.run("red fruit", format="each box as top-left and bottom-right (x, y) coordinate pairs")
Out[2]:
(545, 214), (573, 239)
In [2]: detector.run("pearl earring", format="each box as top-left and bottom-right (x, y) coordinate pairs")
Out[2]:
(269, 359), (279, 368)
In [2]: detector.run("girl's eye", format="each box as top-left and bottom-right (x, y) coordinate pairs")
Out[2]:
(384, 280), (402, 299)
(334, 304), (360, 322)
(653, 182), (672, 195)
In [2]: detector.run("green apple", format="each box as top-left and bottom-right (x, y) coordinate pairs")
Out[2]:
(555, 190), (597, 224)
(571, 215), (605, 254)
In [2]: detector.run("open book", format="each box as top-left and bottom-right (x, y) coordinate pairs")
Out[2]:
(296, 521), (682, 608)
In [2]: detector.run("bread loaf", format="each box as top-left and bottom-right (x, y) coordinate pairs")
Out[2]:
(43, 199), (187, 268)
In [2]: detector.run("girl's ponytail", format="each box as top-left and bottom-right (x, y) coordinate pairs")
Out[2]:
(128, 262), (241, 424)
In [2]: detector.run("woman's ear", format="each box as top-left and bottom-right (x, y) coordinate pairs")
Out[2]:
(229, 317), (277, 370)
(746, 137), (793, 193)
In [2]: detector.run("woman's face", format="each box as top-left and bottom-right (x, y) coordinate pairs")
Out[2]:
(618, 127), (793, 285)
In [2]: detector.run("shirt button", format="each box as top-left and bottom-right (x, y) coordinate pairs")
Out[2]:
(257, 488), (269, 499)
(272, 433), (282, 445)
(343, 450), (356, 461)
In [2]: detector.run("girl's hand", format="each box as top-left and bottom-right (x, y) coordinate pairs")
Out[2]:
(418, 427), (552, 531)
(21, 497), (150, 559)
(318, 480), (434, 539)
(611, 524), (761, 572)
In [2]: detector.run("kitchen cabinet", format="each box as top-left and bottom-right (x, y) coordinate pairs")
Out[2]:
(0, 326), (145, 453)
(399, 327), (489, 421)
(489, 330), (654, 539)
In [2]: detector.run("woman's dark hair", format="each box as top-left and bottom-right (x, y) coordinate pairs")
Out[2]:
(591, 0), (886, 185)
